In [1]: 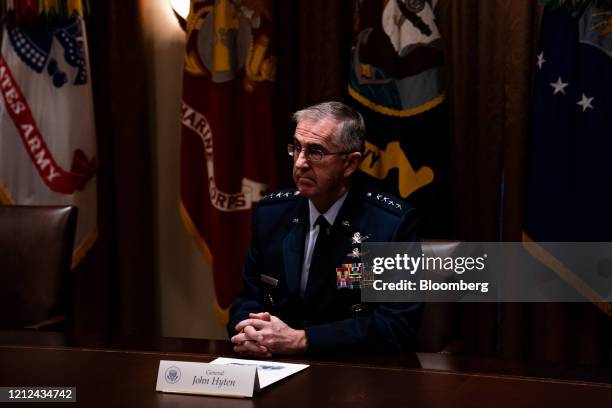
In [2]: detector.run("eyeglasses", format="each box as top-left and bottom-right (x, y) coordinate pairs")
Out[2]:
(287, 143), (352, 162)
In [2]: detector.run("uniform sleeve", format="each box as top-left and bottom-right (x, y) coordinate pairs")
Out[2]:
(226, 208), (266, 338)
(304, 207), (423, 352)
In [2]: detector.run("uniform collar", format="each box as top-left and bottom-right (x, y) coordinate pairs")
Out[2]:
(308, 191), (348, 229)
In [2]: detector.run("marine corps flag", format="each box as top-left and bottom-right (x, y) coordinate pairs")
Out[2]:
(0, 9), (97, 266)
(524, 3), (612, 314)
(179, 0), (278, 315)
(348, 0), (451, 237)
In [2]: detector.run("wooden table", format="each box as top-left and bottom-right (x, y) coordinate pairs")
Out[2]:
(0, 331), (610, 407)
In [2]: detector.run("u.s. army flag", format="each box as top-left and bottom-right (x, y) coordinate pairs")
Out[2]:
(0, 13), (97, 266)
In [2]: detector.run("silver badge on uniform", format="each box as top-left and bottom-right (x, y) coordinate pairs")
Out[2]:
(348, 248), (362, 259)
(352, 232), (369, 244)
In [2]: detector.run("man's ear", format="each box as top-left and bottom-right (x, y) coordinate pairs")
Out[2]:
(344, 152), (362, 178)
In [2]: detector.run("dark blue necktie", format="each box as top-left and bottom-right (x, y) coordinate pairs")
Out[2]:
(305, 215), (331, 295)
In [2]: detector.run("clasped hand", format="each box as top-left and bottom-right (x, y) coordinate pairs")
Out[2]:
(231, 312), (307, 358)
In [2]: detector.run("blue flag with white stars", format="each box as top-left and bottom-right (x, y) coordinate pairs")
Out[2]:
(524, 4), (612, 242)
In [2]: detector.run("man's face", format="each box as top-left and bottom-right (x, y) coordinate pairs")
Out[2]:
(292, 119), (348, 202)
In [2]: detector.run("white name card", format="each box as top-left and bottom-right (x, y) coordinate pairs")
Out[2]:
(155, 360), (260, 398)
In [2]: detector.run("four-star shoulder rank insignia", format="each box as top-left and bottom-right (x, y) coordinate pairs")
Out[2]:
(262, 189), (300, 202)
(366, 191), (403, 212)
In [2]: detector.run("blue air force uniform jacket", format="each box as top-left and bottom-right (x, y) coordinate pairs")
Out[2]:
(227, 186), (423, 353)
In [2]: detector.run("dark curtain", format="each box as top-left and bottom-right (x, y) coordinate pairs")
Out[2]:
(438, 0), (540, 243)
(71, 0), (156, 338)
(273, 0), (354, 187)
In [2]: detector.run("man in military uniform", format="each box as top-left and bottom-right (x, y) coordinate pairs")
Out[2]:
(228, 101), (422, 357)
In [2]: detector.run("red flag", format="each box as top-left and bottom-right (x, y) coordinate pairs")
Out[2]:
(179, 0), (278, 315)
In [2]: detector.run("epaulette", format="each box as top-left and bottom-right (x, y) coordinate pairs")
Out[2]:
(258, 188), (301, 205)
(365, 190), (406, 215)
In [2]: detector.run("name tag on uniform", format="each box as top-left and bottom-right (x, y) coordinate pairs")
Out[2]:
(156, 360), (260, 398)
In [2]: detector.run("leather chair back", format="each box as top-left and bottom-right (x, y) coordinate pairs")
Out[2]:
(416, 240), (462, 352)
(0, 205), (77, 329)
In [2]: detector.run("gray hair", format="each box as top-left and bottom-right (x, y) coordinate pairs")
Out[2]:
(292, 101), (366, 153)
